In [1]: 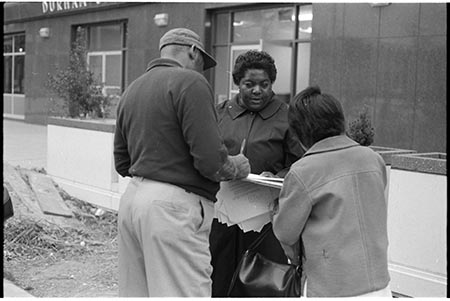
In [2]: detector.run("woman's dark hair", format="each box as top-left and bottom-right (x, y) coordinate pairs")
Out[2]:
(232, 50), (277, 85)
(288, 86), (346, 149)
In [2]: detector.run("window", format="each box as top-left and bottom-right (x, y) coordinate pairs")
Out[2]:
(77, 22), (127, 96)
(296, 5), (313, 93)
(211, 4), (313, 104)
(3, 33), (25, 94)
(233, 7), (295, 42)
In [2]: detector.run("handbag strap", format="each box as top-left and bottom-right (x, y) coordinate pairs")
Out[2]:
(249, 223), (304, 268)
(247, 223), (273, 251)
(227, 224), (274, 297)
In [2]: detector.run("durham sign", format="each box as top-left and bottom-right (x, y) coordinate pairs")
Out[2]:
(41, 2), (102, 14)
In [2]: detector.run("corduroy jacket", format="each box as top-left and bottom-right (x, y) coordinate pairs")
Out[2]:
(273, 135), (390, 297)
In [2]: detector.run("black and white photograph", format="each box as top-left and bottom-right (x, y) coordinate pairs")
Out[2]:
(3, 1), (447, 298)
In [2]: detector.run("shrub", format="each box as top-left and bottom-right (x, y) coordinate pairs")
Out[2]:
(46, 27), (111, 118)
(347, 106), (375, 146)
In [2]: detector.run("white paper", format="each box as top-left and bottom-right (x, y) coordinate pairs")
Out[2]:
(239, 212), (272, 233)
(214, 178), (280, 232)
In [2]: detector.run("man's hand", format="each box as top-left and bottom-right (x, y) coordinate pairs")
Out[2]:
(213, 154), (250, 181)
(228, 154), (250, 179)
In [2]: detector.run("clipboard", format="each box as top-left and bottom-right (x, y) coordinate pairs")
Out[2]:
(243, 173), (284, 188)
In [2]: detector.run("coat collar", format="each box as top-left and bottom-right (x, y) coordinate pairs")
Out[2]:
(227, 94), (283, 120)
(304, 135), (360, 157)
(146, 58), (183, 72)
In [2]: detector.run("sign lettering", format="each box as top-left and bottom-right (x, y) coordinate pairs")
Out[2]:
(42, 2), (101, 14)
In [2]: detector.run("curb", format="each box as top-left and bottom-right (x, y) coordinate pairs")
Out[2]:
(3, 278), (35, 297)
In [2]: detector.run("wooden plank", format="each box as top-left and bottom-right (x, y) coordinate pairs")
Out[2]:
(3, 163), (42, 215)
(4, 163), (82, 228)
(26, 171), (73, 218)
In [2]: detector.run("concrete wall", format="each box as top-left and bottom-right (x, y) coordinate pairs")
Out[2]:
(387, 153), (447, 297)
(46, 118), (127, 210)
(310, 3), (446, 153)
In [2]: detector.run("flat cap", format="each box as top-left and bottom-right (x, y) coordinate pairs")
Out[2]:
(159, 28), (217, 70)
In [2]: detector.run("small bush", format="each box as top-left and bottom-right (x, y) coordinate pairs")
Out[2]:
(347, 106), (375, 146)
(46, 27), (111, 119)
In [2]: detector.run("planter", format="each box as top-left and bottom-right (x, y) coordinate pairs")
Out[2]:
(369, 146), (417, 202)
(47, 117), (129, 211)
(387, 152), (447, 297)
(369, 146), (417, 165)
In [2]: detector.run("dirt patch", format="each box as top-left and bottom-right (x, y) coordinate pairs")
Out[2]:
(3, 167), (119, 297)
(4, 257), (117, 297)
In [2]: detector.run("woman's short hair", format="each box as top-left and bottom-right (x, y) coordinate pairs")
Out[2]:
(288, 86), (345, 149)
(232, 50), (277, 85)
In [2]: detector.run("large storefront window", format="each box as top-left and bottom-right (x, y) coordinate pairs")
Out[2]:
(78, 22), (127, 96)
(212, 4), (312, 104)
(3, 33), (25, 94)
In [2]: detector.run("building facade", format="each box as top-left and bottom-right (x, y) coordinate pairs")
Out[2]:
(3, 2), (447, 153)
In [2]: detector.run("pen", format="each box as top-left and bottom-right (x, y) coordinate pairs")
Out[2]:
(240, 138), (246, 154)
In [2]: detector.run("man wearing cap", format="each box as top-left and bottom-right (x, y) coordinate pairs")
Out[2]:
(114, 28), (251, 297)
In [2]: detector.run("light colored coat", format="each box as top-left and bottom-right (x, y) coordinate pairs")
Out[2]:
(273, 135), (390, 297)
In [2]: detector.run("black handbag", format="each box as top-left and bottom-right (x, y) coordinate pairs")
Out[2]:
(227, 224), (302, 297)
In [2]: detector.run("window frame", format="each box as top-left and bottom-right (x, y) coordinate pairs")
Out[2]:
(75, 20), (127, 95)
(87, 50), (123, 94)
(3, 32), (26, 95)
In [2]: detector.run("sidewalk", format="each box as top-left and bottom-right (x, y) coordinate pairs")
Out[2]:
(3, 118), (46, 298)
(3, 278), (35, 297)
(3, 119), (47, 170)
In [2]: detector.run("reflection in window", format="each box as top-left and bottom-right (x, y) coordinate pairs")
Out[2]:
(105, 54), (121, 88)
(89, 24), (122, 51)
(213, 46), (229, 103)
(296, 43), (311, 93)
(14, 34), (25, 52)
(215, 13), (229, 45)
(4, 36), (12, 53)
(3, 33), (25, 94)
(298, 5), (313, 40)
(14, 55), (25, 94)
(80, 22), (126, 96)
(4, 56), (12, 93)
(233, 7), (295, 42)
(88, 55), (103, 83)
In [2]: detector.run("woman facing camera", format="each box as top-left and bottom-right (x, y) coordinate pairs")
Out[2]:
(272, 86), (391, 297)
(210, 50), (303, 297)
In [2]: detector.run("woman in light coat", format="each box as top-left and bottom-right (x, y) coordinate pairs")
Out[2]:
(273, 86), (392, 297)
